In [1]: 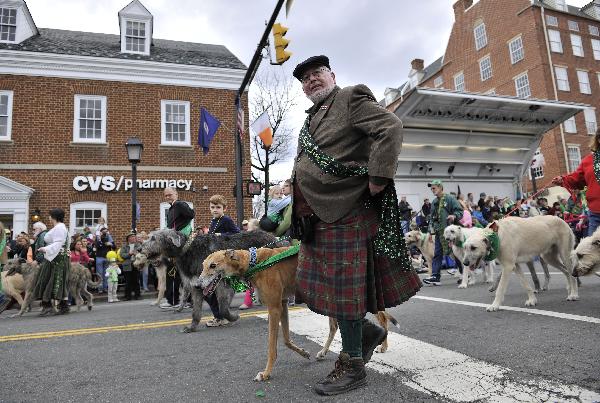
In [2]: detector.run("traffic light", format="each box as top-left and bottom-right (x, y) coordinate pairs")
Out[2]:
(272, 23), (291, 64)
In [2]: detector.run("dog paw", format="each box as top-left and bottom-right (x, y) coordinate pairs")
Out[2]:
(181, 326), (197, 333)
(486, 305), (500, 312)
(254, 372), (270, 382)
(87, 305), (92, 311)
(150, 301), (158, 306)
(376, 345), (387, 354)
(566, 295), (579, 301)
(316, 350), (327, 360)
(457, 283), (467, 289)
(524, 299), (537, 307)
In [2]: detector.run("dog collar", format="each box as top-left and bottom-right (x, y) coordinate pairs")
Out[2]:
(248, 247), (258, 268)
(456, 234), (466, 249)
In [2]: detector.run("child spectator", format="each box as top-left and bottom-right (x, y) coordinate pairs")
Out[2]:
(208, 195), (240, 235)
(70, 239), (92, 266)
(105, 251), (121, 303)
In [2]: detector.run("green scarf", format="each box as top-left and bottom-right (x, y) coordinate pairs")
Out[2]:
(298, 118), (410, 268)
(483, 230), (500, 262)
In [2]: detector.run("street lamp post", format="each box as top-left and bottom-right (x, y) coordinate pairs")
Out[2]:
(125, 137), (143, 234)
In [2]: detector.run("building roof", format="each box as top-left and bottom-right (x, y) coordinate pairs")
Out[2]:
(0, 28), (246, 70)
(531, 0), (600, 21)
(380, 56), (444, 106)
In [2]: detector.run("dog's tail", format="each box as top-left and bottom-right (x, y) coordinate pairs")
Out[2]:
(87, 272), (103, 288)
(383, 312), (400, 328)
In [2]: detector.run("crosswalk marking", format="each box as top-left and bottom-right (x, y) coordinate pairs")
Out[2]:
(414, 296), (600, 324)
(259, 309), (600, 402)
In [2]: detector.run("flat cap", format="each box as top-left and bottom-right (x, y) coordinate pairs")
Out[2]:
(293, 55), (330, 80)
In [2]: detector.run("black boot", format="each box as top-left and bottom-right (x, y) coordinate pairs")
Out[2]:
(314, 352), (367, 396)
(39, 301), (53, 317)
(361, 319), (387, 364)
(54, 300), (70, 315)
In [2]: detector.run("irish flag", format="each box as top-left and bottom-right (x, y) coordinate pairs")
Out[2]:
(251, 111), (273, 148)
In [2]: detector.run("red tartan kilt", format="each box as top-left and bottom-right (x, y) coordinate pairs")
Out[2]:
(297, 207), (421, 320)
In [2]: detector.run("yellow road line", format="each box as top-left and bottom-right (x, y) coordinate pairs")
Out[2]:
(0, 306), (307, 343)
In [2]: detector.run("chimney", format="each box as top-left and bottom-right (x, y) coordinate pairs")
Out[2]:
(411, 58), (425, 71)
(453, 0), (474, 17)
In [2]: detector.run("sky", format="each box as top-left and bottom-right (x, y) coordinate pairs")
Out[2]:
(23, 0), (593, 181)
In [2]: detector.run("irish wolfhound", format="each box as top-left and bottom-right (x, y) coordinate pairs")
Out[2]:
(404, 230), (435, 276)
(139, 229), (277, 333)
(133, 253), (170, 306)
(461, 216), (577, 311)
(572, 227), (600, 277)
(4, 258), (101, 316)
(444, 225), (495, 288)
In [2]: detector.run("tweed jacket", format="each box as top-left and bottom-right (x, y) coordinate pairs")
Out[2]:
(293, 85), (404, 223)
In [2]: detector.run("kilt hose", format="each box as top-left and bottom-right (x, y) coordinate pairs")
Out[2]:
(297, 207), (422, 321)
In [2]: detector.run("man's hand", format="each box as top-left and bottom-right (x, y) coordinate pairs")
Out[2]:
(369, 182), (386, 196)
(551, 176), (563, 186)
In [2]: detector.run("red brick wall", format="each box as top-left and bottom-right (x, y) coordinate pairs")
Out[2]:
(0, 74), (252, 243)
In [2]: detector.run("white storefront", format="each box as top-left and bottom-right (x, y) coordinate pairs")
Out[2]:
(392, 87), (588, 210)
(0, 176), (34, 236)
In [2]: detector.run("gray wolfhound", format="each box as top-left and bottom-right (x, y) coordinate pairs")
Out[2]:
(3, 258), (101, 317)
(139, 229), (277, 333)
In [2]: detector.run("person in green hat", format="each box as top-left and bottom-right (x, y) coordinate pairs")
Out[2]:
(423, 180), (464, 286)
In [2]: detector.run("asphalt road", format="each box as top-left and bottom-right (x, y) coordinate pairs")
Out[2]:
(1, 266), (599, 403)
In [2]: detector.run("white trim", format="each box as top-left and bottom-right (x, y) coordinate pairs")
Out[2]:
(548, 29), (563, 53)
(576, 69), (591, 94)
(160, 100), (190, 146)
(453, 71), (465, 92)
(0, 89), (13, 140)
(567, 20), (579, 31)
(69, 201), (107, 236)
(554, 65), (570, 91)
(509, 35), (524, 64)
(0, 6), (16, 43)
(73, 94), (107, 144)
(567, 144), (581, 173)
(545, 14), (558, 27)
(478, 55), (492, 81)
(563, 116), (577, 133)
(584, 108), (597, 134)
(570, 33), (584, 57)
(473, 22), (487, 51)
(0, 50), (245, 90)
(592, 38), (600, 60)
(514, 72), (531, 98)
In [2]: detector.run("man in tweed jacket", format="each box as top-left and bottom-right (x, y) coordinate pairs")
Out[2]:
(292, 55), (421, 396)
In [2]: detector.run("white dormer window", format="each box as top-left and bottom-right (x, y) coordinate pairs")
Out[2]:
(119, 0), (153, 56)
(0, 7), (16, 42)
(125, 20), (146, 53)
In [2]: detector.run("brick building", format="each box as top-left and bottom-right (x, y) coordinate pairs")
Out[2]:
(385, 0), (599, 193)
(0, 0), (250, 240)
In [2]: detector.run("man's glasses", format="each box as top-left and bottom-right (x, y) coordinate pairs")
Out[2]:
(300, 67), (330, 84)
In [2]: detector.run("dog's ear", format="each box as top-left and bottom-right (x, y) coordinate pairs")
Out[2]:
(487, 221), (499, 233)
(225, 249), (238, 261)
(18, 257), (26, 264)
(482, 237), (491, 248)
(167, 231), (183, 248)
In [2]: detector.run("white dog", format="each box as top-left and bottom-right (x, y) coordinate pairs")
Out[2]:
(404, 230), (434, 275)
(461, 216), (577, 311)
(572, 227), (600, 278)
(444, 225), (494, 288)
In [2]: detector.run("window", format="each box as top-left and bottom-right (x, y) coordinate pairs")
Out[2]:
(546, 15), (558, 26)
(567, 145), (581, 173)
(433, 76), (443, 88)
(577, 70), (591, 94)
(564, 116), (577, 133)
(555, 66), (570, 91)
(0, 90), (13, 140)
(590, 25), (599, 36)
(474, 22), (488, 50)
(73, 95), (107, 143)
(571, 34), (584, 57)
(584, 108), (597, 134)
(454, 72), (465, 92)
(554, 0), (567, 11)
(514, 73), (531, 98)
(0, 8), (16, 42)
(484, 89), (496, 95)
(479, 55), (492, 81)
(568, 20), (579, 31)
(509, 36), (524, 64)
(69, 202), (107, 236)
(548, 29), (563, 53)
(125, 20), (146, 53)
(161, 100), (191, 146)
(531, 148), (544, 179)
(592, 39), (600, 60)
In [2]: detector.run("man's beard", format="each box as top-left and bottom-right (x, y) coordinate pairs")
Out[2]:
(308, 84), (335, 104)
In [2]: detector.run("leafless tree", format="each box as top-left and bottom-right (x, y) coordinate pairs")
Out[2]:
(249, 68), (300, 184)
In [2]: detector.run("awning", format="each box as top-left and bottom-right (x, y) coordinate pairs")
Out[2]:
(393, 87), (590, 182)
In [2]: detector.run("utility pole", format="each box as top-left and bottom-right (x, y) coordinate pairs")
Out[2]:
(233, 0), (288, 227)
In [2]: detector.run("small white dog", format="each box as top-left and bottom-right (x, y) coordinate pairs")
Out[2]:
(461, 216), (577, 312)
(443, 225), (494, 288)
